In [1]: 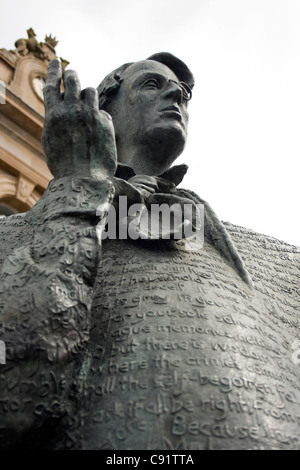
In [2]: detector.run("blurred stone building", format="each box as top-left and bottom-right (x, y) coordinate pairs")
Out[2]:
(0, 28), (68, 215)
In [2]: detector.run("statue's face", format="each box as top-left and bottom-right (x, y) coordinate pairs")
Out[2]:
(110, 60), (190, 169)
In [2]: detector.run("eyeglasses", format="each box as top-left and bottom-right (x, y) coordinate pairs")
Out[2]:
(169, 79), (192, 102)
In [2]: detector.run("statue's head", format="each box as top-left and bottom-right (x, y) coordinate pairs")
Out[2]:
(97, 53), (194, 175)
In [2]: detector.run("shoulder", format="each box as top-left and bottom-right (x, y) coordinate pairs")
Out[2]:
(224, 221), (300, 256)
(224, 221), (300, 300)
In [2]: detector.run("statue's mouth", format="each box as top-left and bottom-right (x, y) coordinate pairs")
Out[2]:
(160, 105), (182, 119)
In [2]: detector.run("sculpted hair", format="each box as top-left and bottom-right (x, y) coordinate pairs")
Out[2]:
(97, 52), (195, 111)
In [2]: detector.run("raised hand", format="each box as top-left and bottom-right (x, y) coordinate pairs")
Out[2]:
(42, 59), (117, 180)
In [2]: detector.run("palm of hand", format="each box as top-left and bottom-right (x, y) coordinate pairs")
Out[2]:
(42, 60), (117, 181)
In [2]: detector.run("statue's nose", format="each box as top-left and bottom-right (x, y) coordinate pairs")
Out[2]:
(162, 80), (184, 104)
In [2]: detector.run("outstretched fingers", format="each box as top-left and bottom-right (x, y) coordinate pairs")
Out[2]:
(82, 87), (114, 131)
(81, 87), (99, 111)
(63, 69), (81, 103)
(43, 59), (62, 111)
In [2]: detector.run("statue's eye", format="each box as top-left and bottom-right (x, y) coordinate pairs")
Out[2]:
(143, 79), (159, 89)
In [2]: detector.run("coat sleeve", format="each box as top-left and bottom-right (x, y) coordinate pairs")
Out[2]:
(0, 176), (113, 449)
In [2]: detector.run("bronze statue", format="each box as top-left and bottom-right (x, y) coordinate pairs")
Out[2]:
(0, 53), (300, 450)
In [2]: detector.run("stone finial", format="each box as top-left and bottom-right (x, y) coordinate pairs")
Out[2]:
(25, 27), (45, 59)
(26, 27), (36, 38)
(4, 28), (69, 67)
(60, 58), (70, 73)
(45, 34), (59, 50)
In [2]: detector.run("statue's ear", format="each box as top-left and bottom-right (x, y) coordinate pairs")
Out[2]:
(97, 75), (122, 109)
(159, 164), (188, 187)
(97, 63), (133, 109)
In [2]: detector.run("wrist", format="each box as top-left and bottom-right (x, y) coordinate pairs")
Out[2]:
(26, 176), (114, 224)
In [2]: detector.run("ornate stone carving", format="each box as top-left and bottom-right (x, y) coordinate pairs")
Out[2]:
(0, 28), (68, 74)
(16, 175), (36, 202)
(44, 34), (58, 50)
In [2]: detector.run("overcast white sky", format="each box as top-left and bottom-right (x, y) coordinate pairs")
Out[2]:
(1, 0), (300, 246)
